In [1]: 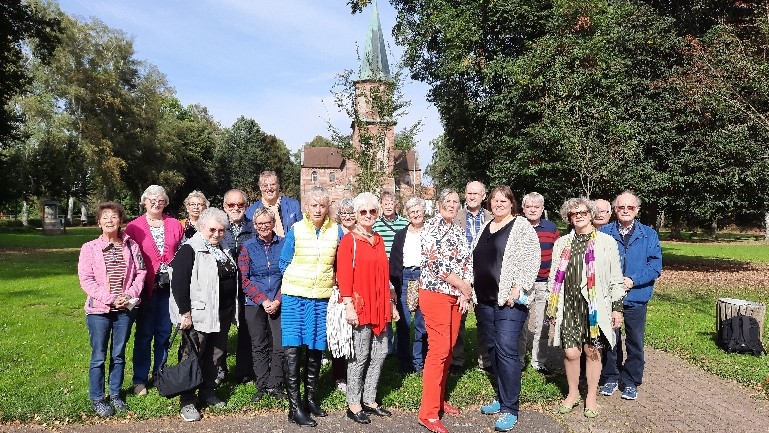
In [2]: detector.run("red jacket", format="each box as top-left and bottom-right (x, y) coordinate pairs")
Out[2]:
(336, 232), (391, 335)
(78, 234), (147, 314)
(124, 215), (183, 298)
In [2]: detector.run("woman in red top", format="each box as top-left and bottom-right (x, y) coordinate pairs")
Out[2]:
(336, 192), (400, 425)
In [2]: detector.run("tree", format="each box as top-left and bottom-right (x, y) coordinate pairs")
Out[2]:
(305, 135), (335, 147)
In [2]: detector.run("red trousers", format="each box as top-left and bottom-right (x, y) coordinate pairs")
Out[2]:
(418, 289), (462, 420)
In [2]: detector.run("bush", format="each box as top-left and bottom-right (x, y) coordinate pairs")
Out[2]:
(0, 219), (23, 228)
(27, 218), (42, 228)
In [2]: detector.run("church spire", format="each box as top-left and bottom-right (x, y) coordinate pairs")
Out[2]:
(358, 0), (391, 81)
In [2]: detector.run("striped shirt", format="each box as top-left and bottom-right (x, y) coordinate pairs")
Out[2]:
(102, 241), (126, 300)
(372, 214), (409, 257)
(532, 219), (559, 282)
(464, 208), (486, 246)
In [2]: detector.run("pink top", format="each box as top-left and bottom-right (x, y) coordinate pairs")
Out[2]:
(78, 234), (147, 314)
(124, 215), (183, 298)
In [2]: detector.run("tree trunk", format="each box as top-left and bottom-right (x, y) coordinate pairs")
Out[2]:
(67, 197), (75, 226)
(81, 204), (87, 226)
(21, 201), (29, 226)
(765, 211), (769, 241)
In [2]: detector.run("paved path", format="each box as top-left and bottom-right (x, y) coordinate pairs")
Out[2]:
(3, 346), (768, 433)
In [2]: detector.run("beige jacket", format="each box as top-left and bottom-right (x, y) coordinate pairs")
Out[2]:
(547, 231), (625, 348)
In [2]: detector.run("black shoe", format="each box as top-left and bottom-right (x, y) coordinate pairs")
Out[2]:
(347, 408), (371, 424)
(449, 365), (464, 376)
(92, 399), (115, 417)
(534, 365), (550, 374)
(109, 395), (129, 412)
(304, 349), (327, 417)
(251, 389), (265, 402)
(201, 395), (226, 409)
(362, 403), (392, 417)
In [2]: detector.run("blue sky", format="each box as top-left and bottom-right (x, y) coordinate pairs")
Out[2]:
(56, 0), (441, 179)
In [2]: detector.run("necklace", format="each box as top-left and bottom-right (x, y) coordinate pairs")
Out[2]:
(356, 227), (375, 238)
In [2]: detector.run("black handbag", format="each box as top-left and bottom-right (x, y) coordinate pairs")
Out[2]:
(155, 324), (203, 398)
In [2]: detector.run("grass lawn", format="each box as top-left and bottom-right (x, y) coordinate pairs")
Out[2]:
(1, 229), (766, 423)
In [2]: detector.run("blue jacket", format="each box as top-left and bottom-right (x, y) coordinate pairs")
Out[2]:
(220, 217), (255, 257)
(600, 220), (662, 306)
(245, 195), (303, 235)
(240, 234), (284, 306)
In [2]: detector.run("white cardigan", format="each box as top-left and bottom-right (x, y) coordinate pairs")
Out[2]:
(470, 215), (541, 306)
(547, 231), (625, 348)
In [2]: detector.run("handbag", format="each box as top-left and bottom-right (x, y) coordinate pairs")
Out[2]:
(155, 324), (203, 398)
(326, 235), (357, 359)
(407, 279), (419, 312)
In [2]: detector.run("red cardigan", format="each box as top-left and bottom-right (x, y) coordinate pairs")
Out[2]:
(336, 231), (391, 335)
(125, 214), (183, 298)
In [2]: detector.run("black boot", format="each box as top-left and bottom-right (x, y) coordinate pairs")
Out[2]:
(304, 349), (327, 417)
(283, 347), (317, 427)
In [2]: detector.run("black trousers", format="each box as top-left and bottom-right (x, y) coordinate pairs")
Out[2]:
(244, 304), (284, 390)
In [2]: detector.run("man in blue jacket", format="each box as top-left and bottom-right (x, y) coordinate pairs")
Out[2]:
(245, 171), (302, 236)
(599, 191), (662, 401)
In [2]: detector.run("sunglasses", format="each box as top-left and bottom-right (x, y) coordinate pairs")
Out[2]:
(226, 202), (246, 209)
(616, 205), (637, 211)
(568, 210), (590, 218)
(207, 227), (225, 235)
(359, 209), (378, 216)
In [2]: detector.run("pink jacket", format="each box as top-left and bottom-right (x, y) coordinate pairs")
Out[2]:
(124, 215), (184, 298)
(78, 234), (147, 314)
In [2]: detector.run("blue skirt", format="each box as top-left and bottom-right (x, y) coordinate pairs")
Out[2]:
(281, 295), (328, 350)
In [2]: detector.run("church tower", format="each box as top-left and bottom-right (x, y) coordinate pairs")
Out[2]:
(351, 0), (396, 192)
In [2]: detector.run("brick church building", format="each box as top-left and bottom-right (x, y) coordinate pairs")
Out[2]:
(298, 3), (423, 211)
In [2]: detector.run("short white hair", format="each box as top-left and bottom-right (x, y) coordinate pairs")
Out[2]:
(522, 192), (544, 207)
(141, 185), (169, 204)
(353, 192), (380, 213)
(404, 197), (426, 212)
(198, 208), (230, 229)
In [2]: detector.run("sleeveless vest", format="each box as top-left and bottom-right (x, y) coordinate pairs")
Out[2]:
(282, 217), (338, 299)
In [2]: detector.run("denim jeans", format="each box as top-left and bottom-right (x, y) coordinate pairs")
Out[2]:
(132, 289), (172, 385)
(395, 267), (427, 371)
(475, 302), (528, 416)
(86, 310), (136, 401)
(601, 303), (647, 388)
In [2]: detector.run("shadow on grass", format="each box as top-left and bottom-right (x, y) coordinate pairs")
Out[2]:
(660, 250), (754, 272)
(0, 249), (80, 281)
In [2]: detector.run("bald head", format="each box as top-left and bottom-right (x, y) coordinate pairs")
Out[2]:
(593, 198), (612, 228)
(464, 181), (486, 213)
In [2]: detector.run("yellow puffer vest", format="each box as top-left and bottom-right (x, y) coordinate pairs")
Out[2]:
(282, 216), (339, 299)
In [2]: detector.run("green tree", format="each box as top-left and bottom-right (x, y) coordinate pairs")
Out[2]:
(305, 135), (335, 147)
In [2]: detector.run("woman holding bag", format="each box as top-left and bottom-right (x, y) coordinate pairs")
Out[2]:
(170, 208), (239, 422)
(336, 192), (398, 424)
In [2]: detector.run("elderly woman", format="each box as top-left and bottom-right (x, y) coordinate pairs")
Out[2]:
(331, 196), (356, 393)
(239, 208), (286, 402)
(471, 186), (540, 432)
(548, 198), (625, 418)
(169, 208), (238, 422)
(125, 185), (184, 396)
(389, 196), (428, 374)
(78, 202), (147, 417)
(417, 189), (473, 433)
(180, 190), (209, 243)
(336, 192), (398, 424)
(279, 186), (344, 427)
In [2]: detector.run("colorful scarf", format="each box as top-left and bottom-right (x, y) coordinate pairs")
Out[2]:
(547, 229), (600, 344)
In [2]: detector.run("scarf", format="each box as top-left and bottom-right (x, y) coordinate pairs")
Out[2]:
(547, 229), (600, 344)
(203, 239), (232, 264)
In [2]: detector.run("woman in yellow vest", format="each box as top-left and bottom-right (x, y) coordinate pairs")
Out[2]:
(279, 186), (343, 427)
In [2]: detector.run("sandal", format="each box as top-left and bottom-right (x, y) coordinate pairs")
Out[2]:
(584, 407), (598, 418)
(557, 397), (583, 414)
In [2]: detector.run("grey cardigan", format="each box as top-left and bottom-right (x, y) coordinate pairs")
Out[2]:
(169, 233), (239, 333)
(470, 215), (541, 306)
(547, 231), (625, 348)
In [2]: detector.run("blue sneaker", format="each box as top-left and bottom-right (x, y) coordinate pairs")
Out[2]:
(621, 385), (638, 400)
(599, 382), (618, 396)
(494, 412), (518, 431)
(481, 400), (501, 415)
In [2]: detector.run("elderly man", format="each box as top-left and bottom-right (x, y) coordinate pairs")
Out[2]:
(520, 192), (559, 373)
(599, 191), (662, 401)
(220, 188), (257, 384)
(372, 190), (409, 357)
(451, 180), (492, 375)
(245, 171), (302, 236)
(593, 199), (612, 229)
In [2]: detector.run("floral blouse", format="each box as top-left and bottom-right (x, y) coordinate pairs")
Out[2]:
(419, 215), (473, 297)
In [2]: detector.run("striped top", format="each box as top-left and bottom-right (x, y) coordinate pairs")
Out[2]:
(372, 214), (409, 257)
(533, 219), (559, 282)
(102, 241), (126, 301)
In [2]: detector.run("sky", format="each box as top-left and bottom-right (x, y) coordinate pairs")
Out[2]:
(56, 0), (441, 180)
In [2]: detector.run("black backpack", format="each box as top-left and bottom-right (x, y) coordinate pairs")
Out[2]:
(720, 315), (766, 356)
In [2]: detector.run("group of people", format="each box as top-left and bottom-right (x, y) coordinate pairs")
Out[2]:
(77, 174), (661, 433)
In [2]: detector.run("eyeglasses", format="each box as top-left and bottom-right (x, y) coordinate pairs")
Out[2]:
(255, 221), (274, 227)
(207, 227), (225, 235)
(359, 209), (378, 216)
(146, 199), (167, 205)
(226, 202), (246, 209)
(616, 205), (636, 211)
(408, 209), (423, 215)
(568, 210), (590, 218)
(340, 212), (355, 217)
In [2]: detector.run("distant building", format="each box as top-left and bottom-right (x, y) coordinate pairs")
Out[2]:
(299, 2), (424, 212)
